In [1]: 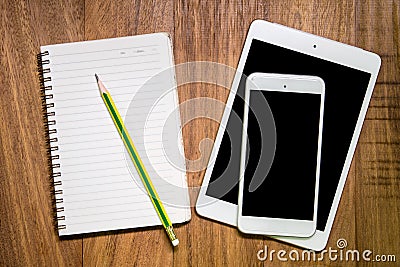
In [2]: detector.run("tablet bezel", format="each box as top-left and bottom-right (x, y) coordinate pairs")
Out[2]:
(196, 20), (381, 250)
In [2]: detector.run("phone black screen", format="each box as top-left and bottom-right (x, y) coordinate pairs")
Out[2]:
(241, 90), (321, 220)
(205, 39), (371, 231)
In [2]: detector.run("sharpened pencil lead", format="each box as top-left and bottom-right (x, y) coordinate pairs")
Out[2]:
(95, 74), (108, 94)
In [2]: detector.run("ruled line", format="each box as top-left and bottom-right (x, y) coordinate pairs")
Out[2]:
(61, 172), (173, 182)
(49, 44), (158, 57)
(64, 191), (167, 204)
(57, 127), (164, 139)
(63, 186), (176, 198)
(53, 100), (166, 110)
(58, 115), (166, 124)
(66, 205), (176, 218)
(52, 84), (162, 96)
(66, 213), (180, 226)
(61, 156), (169, 167)
(63, 198), (157, 210)
(55, 94), (164, 103)
(53, 74), (156, 88)
(51, 52), (159, 66)
(59, 136), (119, 146)
(60, 144), (122, 153)
(62, 166), (127, 175)
(50, 60), (159, 73)
(59, 140), (165, 151)
(52, 67), (160, 80)
(61, 173), (129, 182)
(61, 158), (125, 167)
(60, 146), (167, 159)
(61, 162), (172, 175)
(53, 99), (132, 109)
(56, 122), (114, 130)
(62, 177), (175, 190)
(56, 108), (128, 117)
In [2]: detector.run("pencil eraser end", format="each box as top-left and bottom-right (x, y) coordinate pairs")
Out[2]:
(172, 239), (179, 246)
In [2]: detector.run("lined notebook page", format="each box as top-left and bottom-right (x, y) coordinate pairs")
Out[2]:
(41, 33), (190, 236)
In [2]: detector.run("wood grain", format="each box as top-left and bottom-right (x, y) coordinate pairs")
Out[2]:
(0, 0), (84, 266)
(0, 0), (398, 266)
(354, 1), (400, 266)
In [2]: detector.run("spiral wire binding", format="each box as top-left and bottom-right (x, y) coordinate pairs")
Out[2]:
(37, 51), (66, 231)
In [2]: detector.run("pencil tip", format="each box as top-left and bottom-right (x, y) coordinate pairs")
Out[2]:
(95, 74), (108, 94)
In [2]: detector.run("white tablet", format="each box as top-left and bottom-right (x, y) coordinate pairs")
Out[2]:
(196, 20), (381, 250)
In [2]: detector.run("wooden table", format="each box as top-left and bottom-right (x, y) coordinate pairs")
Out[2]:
(1, 1), (399, 266)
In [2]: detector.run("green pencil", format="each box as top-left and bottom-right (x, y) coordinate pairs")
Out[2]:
(95, 74), (179, 247)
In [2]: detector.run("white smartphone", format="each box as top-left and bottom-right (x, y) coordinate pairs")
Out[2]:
(237, 73), (325, 237)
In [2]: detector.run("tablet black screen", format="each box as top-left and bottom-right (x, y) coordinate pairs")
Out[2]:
(205, 39), (371, 231)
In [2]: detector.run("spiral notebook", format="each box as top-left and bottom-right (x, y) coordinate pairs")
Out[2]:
(38, 33), (191, 236)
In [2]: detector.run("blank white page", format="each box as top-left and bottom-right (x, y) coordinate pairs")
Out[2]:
(41, 33), (190, 236)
